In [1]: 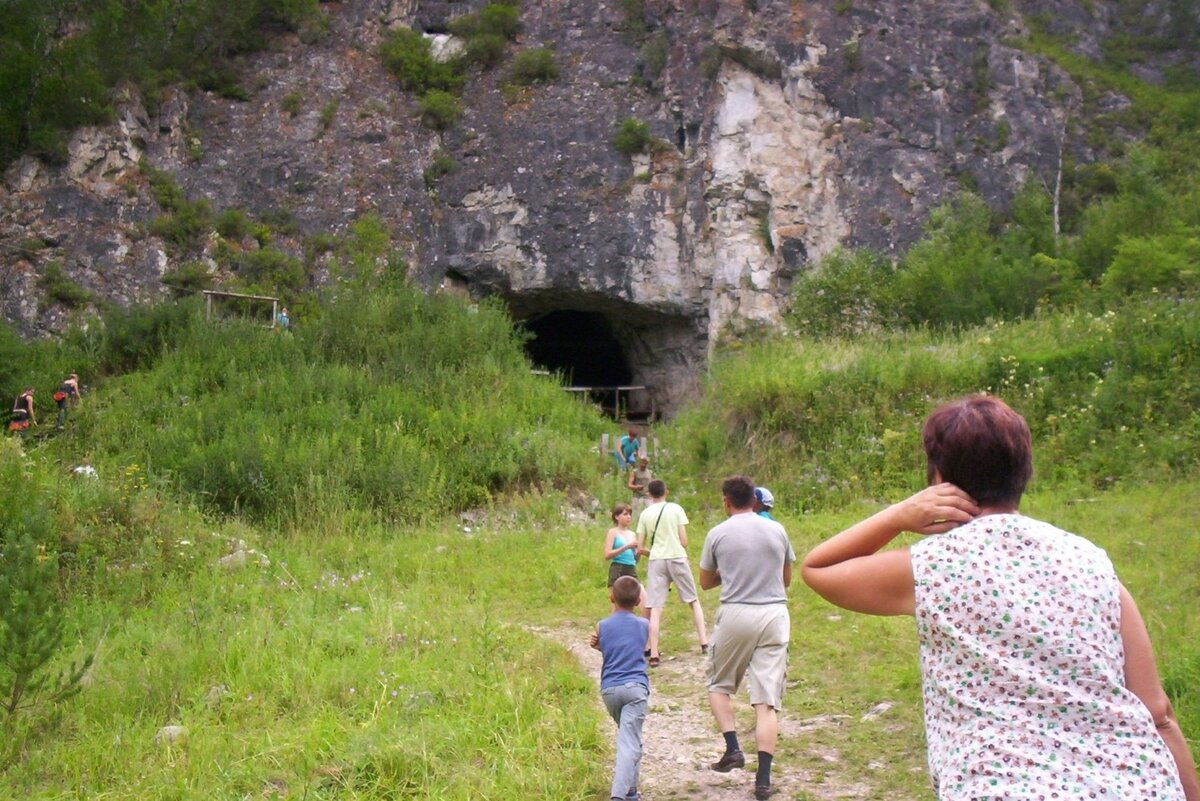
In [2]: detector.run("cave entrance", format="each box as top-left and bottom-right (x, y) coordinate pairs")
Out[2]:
(522, 310), (653, 420)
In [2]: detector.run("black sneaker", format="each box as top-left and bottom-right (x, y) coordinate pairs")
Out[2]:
(754, 783), (773, 800)
(710, 750), (745, 772)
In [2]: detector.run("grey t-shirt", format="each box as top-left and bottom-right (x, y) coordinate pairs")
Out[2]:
(699, 511), (795, 605)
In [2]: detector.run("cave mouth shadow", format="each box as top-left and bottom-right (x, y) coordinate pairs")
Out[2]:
(521, 309), (653, 419)
(523, 310), (631, 387)
(504, 290), (704, 422)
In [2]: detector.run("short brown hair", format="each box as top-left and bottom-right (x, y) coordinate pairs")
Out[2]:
(721, 475), (755, 510)
(647, 479), (666, 499)
(922, 394), (1032, 507)
(611, 502), (632, 523)
(612, 576), (641, 609)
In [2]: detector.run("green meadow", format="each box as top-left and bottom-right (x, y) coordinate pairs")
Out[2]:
(0, 278), (1197, 800)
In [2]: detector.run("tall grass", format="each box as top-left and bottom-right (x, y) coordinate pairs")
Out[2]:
(667, 295), (1200, 511)
(59, 286), (603, 524)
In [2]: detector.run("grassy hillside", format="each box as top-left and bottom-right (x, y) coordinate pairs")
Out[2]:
(663, 295), (1199, 510)
(1, 284), (1197, 798)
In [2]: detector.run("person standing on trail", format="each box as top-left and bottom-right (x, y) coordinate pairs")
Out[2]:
(614, 428), (640, 472)
(10, 387), (35, 438)
(604, 502), (642, 588)
(699, 475), (795, 801)
(54, 372), (80, 429)
(801, 395), (1199, 801)
(636, 479), (708, 667)
(627, 456), (653, 514)
(591, 575), (650, 801)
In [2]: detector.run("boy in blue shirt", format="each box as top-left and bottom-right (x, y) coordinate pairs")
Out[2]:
(591, 576), (650, 801)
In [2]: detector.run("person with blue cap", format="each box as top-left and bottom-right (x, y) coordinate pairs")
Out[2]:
(753, 487), (776, 521)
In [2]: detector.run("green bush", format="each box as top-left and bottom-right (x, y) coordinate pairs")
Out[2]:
(417, 90), (462, 130)
(231, 247), (305, 293)
(508, 48), (558, 86)
(787, 248), (900, 339)
(1, 1), (323, 169)
(423, 149), (457, 188)
(477, 3), (520, 38)
(147, 198), (213, 252)
(893, 193), (1063, 327)
(161, 261), (214, 293)
(280, 90), (304, 116)
(1102, 228), (1200, 294)
(378, 27), (463, 93)
(667, 295), (1200, 509)
(611, 118), (652, 155)
(464, 33), (508, 69)
(215, 208), (254, 240)
(37, 262), (92, 309)
(317, 99), (339, 137)
(71, 285), (602, 524)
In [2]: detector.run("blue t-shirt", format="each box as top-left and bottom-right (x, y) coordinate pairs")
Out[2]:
(611, 532), (636, 566)
(599, 611), (649, 691)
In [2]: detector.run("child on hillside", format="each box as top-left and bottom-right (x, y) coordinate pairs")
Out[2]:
(590, 576), (650, 801)
(604, 502), (642, 588)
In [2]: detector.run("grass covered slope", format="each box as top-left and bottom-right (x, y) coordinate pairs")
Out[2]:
(65, 287), (604, 523)
(666, 295), (1199, 511)
(0, 285), (613, 798)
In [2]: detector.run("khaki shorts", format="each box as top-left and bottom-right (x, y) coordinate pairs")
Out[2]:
(706, 603), (790, 710)
(644, 558), (698, 607)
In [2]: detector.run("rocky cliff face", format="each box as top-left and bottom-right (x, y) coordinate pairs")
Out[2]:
(0, 0), (1176, 415)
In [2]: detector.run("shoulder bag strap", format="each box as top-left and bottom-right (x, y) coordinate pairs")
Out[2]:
(649, 505), (667, 551)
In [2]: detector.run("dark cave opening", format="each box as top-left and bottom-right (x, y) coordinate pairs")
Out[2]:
(522, 310), (632, 387)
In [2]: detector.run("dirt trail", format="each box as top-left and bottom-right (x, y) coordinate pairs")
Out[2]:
(532, 622), (868, 801)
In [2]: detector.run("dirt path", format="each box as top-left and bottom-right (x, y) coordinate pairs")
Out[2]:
(531, 622), (868, 801)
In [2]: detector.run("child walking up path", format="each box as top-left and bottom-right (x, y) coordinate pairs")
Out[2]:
(536, 623), (836, 801)
(592, 576), (651, 801)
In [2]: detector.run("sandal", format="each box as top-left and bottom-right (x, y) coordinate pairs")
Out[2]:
(648, 656), (661, 668)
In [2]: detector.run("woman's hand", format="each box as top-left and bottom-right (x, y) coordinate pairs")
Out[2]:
(893, 483), (979, 535)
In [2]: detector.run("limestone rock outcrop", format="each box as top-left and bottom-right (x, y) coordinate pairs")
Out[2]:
(0, 0), (1172, 414)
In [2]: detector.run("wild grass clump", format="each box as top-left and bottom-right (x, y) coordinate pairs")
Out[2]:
(669, 295), (1200, 511)
(67, 285), (602, 524)
(0, 512), (609, 798)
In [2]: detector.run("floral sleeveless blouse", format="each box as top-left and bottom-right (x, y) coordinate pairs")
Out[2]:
(910, 514), (1185, 800)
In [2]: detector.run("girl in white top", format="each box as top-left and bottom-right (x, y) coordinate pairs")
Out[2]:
(802, 394), (1198, 801)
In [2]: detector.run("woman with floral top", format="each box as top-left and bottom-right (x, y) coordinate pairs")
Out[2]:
(802, 394), (1198, 801)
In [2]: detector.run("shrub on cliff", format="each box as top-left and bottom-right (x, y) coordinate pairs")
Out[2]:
(418, 91), (462, 130)
(378, 28), (464, 94)
(611, 118), (652, 155)
(508, 48), (558, 86)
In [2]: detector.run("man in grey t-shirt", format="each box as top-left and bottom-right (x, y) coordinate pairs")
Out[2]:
(699, 475), (796, 801)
